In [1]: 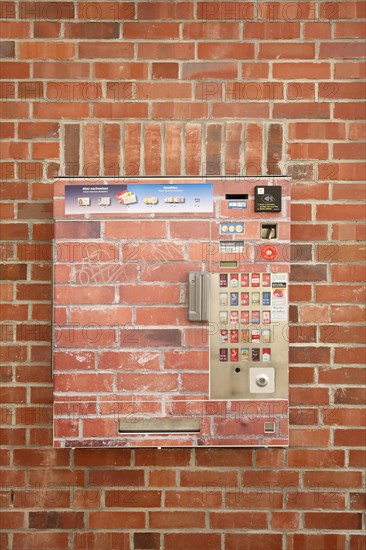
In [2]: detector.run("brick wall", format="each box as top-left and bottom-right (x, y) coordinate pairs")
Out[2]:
(1, 1), (365, 549)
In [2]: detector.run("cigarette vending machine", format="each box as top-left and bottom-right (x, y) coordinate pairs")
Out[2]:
(53, 177), (290, 447)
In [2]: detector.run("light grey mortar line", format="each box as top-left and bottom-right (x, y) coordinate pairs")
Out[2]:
(222, 120), (226, 176)
(201, 121), (206, 178)
(120, 121), (124, 176)
(60, 123), (65, 176)
(239, 121), (246, 176)
(161, 121), (166, 176)
(140, 121), (145, 176)
(78, 122), (84, 178)
(100, 119), (105, 177)
(181, 122), (186, 176)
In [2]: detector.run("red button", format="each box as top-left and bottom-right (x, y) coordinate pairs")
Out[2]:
(262, 245), (277, 261)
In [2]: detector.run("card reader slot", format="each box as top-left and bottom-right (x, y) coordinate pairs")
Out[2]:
(225, 194), (249, 199)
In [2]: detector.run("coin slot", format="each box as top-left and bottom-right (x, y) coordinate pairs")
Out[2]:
(261, 223), (278, 239)
(220, 241), (244, 253)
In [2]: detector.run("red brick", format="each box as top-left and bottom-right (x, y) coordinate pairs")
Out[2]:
(183, 62), (238, 80)
(349, 450), (366, 468)
(18, 122), (59, 139)
(0, 263), (27, 280)
(288, 450), (345, 468)
(165, 122), (182, 175)
(0, 122), (14, 138)
(149, 470), (176, 487)
(34, 61), (90, 79)
(259, 42), (315, 59)
(74, 533), (130, 550)
(135, 448), (190, 467)
(305, 512), (362, 530)
(34, 103), (89, 119)
(152, 62), (178, 79)
(0, 62), (30, 79)
(0, 22), (30, 38)
(213, 103), (269, 119)
(289, 365), (315, 385)
(199, 42), (254, 60)
(289, 346), (330, 365)
(245, 22), (300, 38)
(349, 122), (366, 140)
(19, 42), (74, 59)
(304, 471), (363, 489)
(0, 101), (29, 119)
(105, 490), (161, 507)
(78, 2), (134, 20)
(144, 123), (161, 175)
(34, 21), (60, 38)
(89, 512), (144, 529)
(288, 534), (346, 550)
(94, 102), (148, 119)
(336, 22), (366, 38)
(287, 490), (345, 510)
(54, 285), (115, 305)
(320, 42), (366, 59)
(103, 123), (120, 175)
(272, 512), (300, 530)
(226, 534), (282, 550)
(138, 42), (194, 61)
(331, 305), (365, 323)
(274, 102), (330, 119)
(120, 328), (181, 348)
(55, 328), (117, 349)
(181, 470), (238, 487)
(288, 142), (328, 160)
(288, 122), (345, 140)
(318, 244), (365, 262)
(333, 143), (366, 160)
(183, 21), (240, 39)
(117, 372), (178, 391)
(124, 22), (179, 39)
(350, 535), (366, 550)
(149, 511), (205, 529)
(242, 62), (269, 79)
(138, 2), (193, 19)
(335, 387), (365, 404)
(335, 61), (366, 79)
(331, 264), (365, 283)
(304, 22), (332, 38)
(165, 533), (221, 550)
(332, 224), (365, 241)
(153, 102), (208, 119)
(225, 121), (242, 172)
(185, 124), (202, 174)
(211, 511), (267, 529)
(316, 284), (366, 303)
(119, 284), (180, 304)
(291, 224), (328, 241)
(13, 533), (70, 549)
(273, 62), (330, 79)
